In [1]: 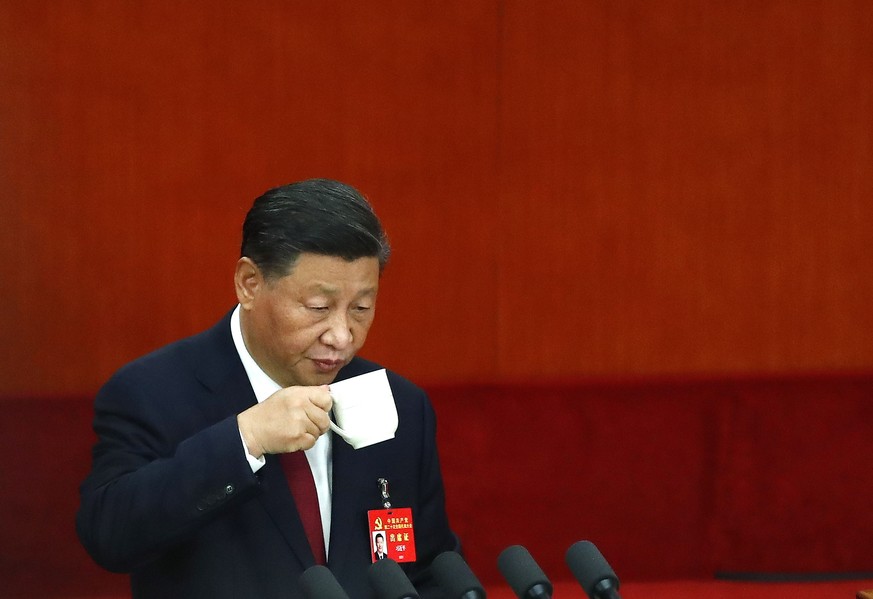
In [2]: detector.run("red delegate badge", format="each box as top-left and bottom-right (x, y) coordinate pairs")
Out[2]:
(368, 507), (416, 563)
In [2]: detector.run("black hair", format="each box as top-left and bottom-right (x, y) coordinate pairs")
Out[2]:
(241, 178), (391, 280)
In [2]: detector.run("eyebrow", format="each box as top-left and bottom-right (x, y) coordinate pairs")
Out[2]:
(308, 283), (378, 296)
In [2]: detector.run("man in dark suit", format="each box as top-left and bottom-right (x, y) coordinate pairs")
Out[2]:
(77, 179), (459, 598)
(374, 533), (388, 561)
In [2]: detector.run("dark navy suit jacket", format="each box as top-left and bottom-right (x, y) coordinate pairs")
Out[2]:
(77, 311), (458, 598)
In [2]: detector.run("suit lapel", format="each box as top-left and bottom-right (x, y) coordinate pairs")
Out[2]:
(192, 311), (257, 419)
(327, 431), (369, 570)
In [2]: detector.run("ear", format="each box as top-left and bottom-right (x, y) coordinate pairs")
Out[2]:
(234, 257), (261, 309)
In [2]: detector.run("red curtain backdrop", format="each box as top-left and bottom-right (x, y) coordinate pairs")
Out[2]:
(2, 1), (872, 397)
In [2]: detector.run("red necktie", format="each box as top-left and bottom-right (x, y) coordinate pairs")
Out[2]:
(280, 451), (326, 565)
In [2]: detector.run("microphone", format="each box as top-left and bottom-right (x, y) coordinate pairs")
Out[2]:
(368, 558), (421, 599)
(299, 565), (350, 599)
(431, 551), (487, 599)
(497, 545), (553, 599)
(565, 540), (621, 599)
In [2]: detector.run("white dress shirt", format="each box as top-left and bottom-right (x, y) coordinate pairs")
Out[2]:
(230, 305), (333, 556)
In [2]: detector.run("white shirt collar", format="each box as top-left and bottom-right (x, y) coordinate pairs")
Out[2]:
(230, 305), (280, 404)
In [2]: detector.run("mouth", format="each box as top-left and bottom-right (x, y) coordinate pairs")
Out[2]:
(311, 358), (346, 373)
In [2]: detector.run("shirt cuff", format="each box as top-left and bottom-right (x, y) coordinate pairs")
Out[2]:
(239, 428), (266, 473)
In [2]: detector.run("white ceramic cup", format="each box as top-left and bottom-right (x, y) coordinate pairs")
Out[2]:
(328, 369), (398, 449)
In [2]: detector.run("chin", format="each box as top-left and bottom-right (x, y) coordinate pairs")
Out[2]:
(306, 371), (341, 386)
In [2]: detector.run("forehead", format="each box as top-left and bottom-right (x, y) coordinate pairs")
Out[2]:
(276, 253), (380, 292)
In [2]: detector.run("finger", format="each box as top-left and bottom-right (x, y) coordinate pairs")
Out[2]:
(297, 431), (319, 451)
(312, 409), (332, 435)
(304, 402), (332, 435)
(286, 419), (320, 452)
(308, 386), (333, 411)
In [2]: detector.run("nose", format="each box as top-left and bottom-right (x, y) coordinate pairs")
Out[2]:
(321, 311), (353, 349)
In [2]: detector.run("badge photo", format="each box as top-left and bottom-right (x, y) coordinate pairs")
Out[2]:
(368, 508), (417, 563)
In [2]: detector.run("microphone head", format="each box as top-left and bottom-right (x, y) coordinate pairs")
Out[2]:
(299, 565), (350, 599)
(431, 551), (486, 599)
(497, 545), (553, 599)
(565, 540), (620, 598)
(368, 558), (421, 599)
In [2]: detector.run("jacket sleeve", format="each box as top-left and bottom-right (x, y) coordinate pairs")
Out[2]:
(76, 370), (261, 572)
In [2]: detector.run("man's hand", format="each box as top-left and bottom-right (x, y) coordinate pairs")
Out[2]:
(237, 386), (333, 458)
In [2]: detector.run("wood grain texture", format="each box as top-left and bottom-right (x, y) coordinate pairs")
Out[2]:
(2, 1), (872, 395)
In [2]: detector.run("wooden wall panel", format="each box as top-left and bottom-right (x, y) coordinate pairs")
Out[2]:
(0, 1), (501, 394)
(2, 1), (872, 396)
(497, 0), (873, 380)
